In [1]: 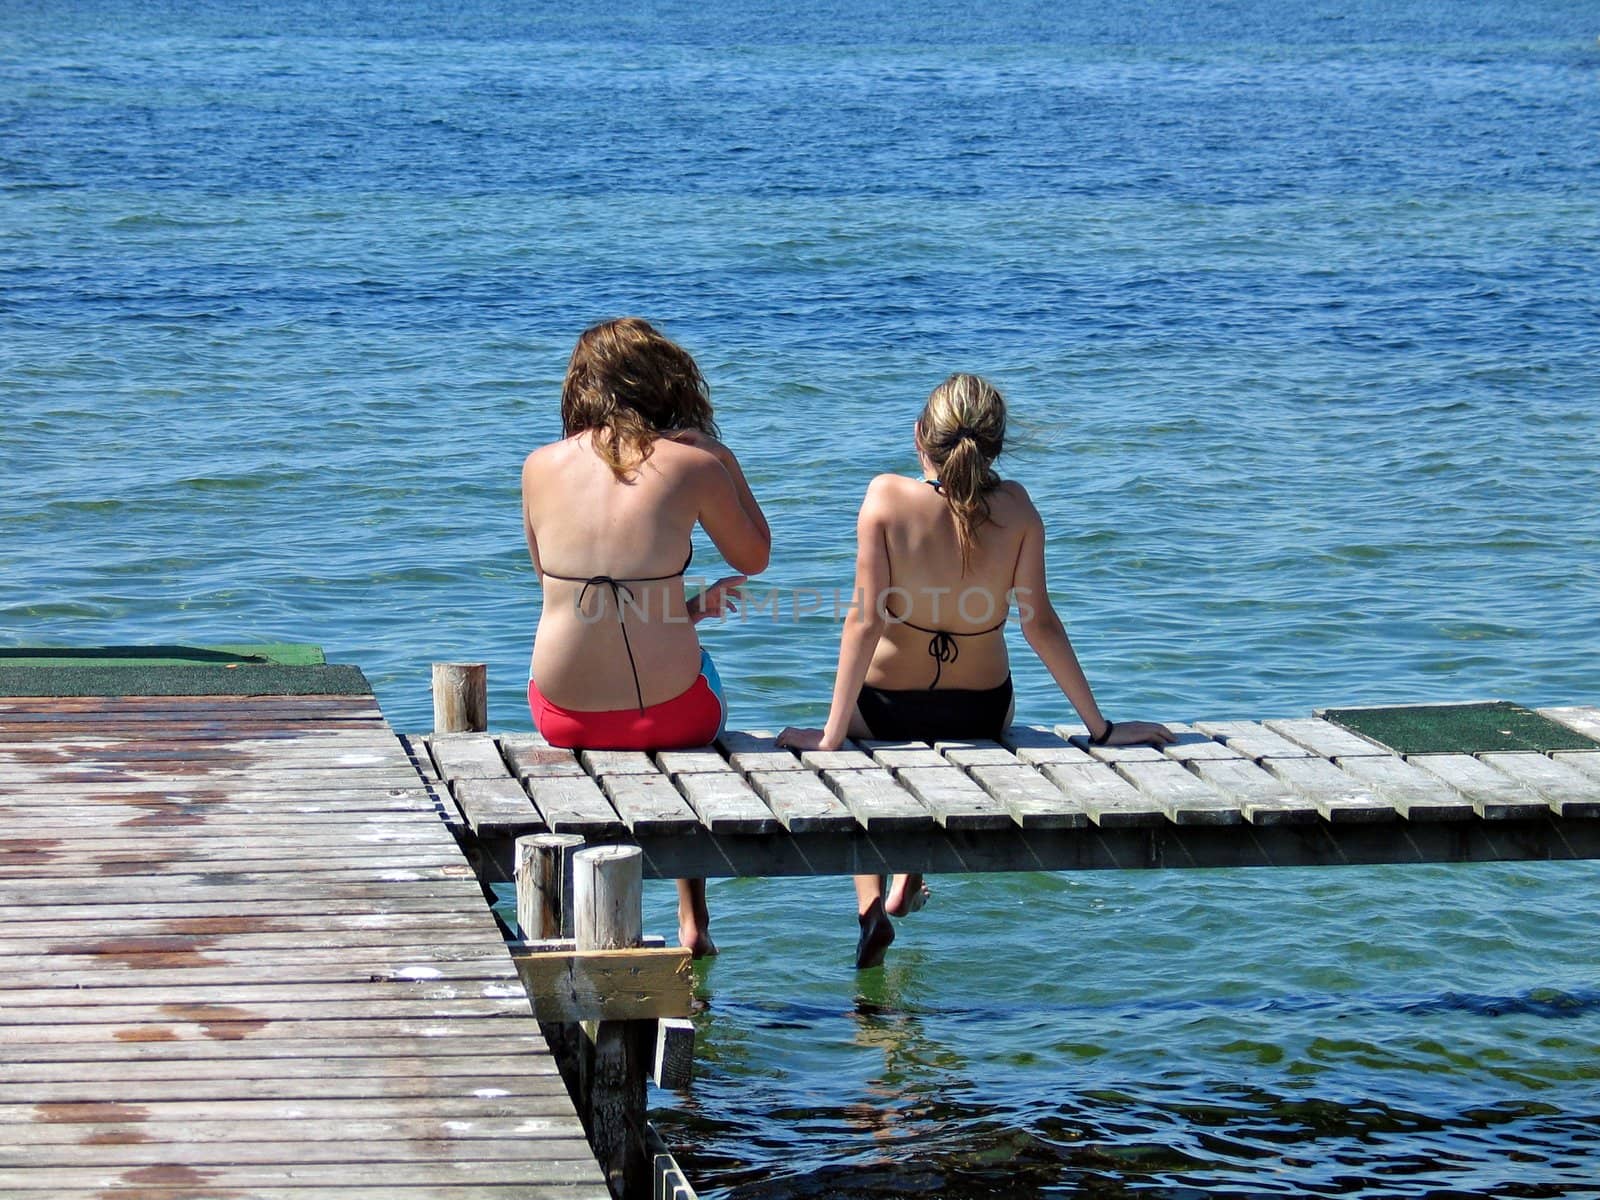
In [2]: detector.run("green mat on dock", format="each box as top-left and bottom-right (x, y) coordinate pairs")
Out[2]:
(0, 644), (370, 697)
(1322, 701), (1600, 756)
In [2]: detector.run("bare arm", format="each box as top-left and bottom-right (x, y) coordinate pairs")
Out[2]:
(1014, 497), (1172, 747)
(678, 434), (771, 577)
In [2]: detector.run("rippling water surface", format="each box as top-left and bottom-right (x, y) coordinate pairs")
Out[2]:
(4, 0), (1600, 1194)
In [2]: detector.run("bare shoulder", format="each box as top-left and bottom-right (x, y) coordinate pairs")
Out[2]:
(992, 479), (1044, 528)
(860, 472), (918, 516)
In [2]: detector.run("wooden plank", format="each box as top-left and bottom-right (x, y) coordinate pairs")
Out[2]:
(1161, 723), (1245, 763)
(672, 771), (783, 834)
(937, 741), (1020, 768)
(746, 771), (857, 833)
(859, 741), (946, 771)
(1184, 757), (1319, 824)
(655, 747), (734, 775)
(1258, 756), (1396, 822)
(1478, 752), (1600, 818)
(1551, 751), (1600, 783)
(819, 768), (935, 832)
(1075, 738), (1166, 764)
(1000, 725), (1094, 766)
(716, 730), (803, 774)
(1193, 720), (1314, 761)
(892, 767), (1014, 831)
(501, 742), (585, 779)
(1112, 759), (1242, 825)
(525, 776), (626, 838)
(600, 773), (701, 835)
(800, 748), (877, 772)
(964, 764), (1087, 829)
(1266, 717), (1392, 758)
(579, 749), (659, 776)
(1330, 755), (1476, 821)
(1538, 705), (1600, 741)
(449, 777), (546, 837)
(425, 733), (510, 780)
(1034, 761), (1165, 827)
(511, 946), (693, 1022)
(1407, 754), (1549, 819)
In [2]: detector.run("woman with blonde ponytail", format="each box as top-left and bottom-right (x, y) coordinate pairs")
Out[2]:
(779, 372), (1172, 968)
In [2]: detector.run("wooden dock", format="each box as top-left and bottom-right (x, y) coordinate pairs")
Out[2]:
(411, 707), (1600, 883)
(0, 692), (611, 1199)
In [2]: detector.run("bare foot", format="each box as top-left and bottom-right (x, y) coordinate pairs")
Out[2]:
(677, 878), (717, 959)
(679, 919), (719, 960)
(855, 901), (895, 969)
(884, 873), (928, 917)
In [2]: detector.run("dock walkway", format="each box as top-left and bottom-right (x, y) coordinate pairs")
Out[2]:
(411, 706), (1600, 882)
(0, 692), (610, 1199)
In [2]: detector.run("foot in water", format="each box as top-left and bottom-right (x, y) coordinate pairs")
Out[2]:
(856, 900), (895, 969)
(677, 877), (718, 959)
(884, 873), (928, 918)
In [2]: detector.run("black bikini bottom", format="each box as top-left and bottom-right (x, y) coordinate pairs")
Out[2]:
(855, 675), (1014, 743)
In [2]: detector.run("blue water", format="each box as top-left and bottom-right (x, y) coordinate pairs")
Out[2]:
(5, 1), (1600, 1194)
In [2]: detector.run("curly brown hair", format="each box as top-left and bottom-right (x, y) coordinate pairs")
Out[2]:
(560, 317), (719, 479)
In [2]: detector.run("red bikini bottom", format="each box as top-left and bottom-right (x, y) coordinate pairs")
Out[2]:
(527, 650), (726, 751)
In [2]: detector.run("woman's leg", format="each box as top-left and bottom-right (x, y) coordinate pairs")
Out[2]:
(853, 874), (894, 969)
(677, 878), (716, 959)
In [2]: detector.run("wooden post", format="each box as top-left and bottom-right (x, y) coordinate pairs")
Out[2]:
(574, 845), (648, 1200)
(431, 662), (487, 732)
(516, 832), (586, 940)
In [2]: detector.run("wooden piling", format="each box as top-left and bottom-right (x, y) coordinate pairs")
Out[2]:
(431, 661), (487, 732)
(517, 832), (586, 940)
(574, 845), (649, 1200)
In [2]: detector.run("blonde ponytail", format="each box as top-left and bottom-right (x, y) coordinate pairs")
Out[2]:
(917, 373), (1006, 572)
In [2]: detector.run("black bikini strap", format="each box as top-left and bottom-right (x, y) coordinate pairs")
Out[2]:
(897, 618), (1006, 690)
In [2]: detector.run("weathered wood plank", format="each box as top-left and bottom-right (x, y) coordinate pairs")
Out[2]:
(654, 748), (735, 775)
(1330, 754), (1476, 821)
(1183, 757), (1320, 824)
(426, 734), (512, 780)
(1478, 752), (1600, 818)
(800, 748), (877, 772)
(578, 749), (659, 776)
(1406, 754), (1549, 819)
(1538, 705), (1600, 741)
(860, 741), (947, 771)
(716, 730), (803, 774)
(892, 766), (1014, 831)
(501, 742), (585, 780)
(1034, 761), (1165, 827)
(511, 946), (693, 1022)
(1194, 720), (1315, 761)
(820, 768), (936, 832)
(525, 776), (626, 838)
(450, 777), (546, 837)
(1551, 751), (1600, 783)
(1161, 724), (1246, 763)
(672, 771), (783, 834)
(599, 773), (702, 836)
(1112, 759), (1243, 825)
(937, 741), (1021, 768)
(747, 771), (857, 833)
(1267, 717), (1392, 759)
(1000, 725), (1095, 766)
(963, 764), (1087, 829)
(1257, 756), (1396, 822)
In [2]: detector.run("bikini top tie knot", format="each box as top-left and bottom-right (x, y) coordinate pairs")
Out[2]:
(899, 617), (1007, 690)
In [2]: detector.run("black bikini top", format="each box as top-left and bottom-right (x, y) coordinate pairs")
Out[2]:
(541, 547), (694, 713)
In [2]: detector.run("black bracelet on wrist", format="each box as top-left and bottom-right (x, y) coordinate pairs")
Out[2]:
(1090, 719), (1115, 746)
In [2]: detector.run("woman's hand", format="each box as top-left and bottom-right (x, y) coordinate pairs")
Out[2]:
(776, 727), (837, 752)
(688, 575), (746, 624)
(1102, 720), (1176, 748)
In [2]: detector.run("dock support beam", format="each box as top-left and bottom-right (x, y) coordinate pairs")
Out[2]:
(574, 845), (649, 1200)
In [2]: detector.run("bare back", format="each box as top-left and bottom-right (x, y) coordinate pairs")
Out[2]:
(862, 474), (1033, 691)
(524, 434), (708, 709)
